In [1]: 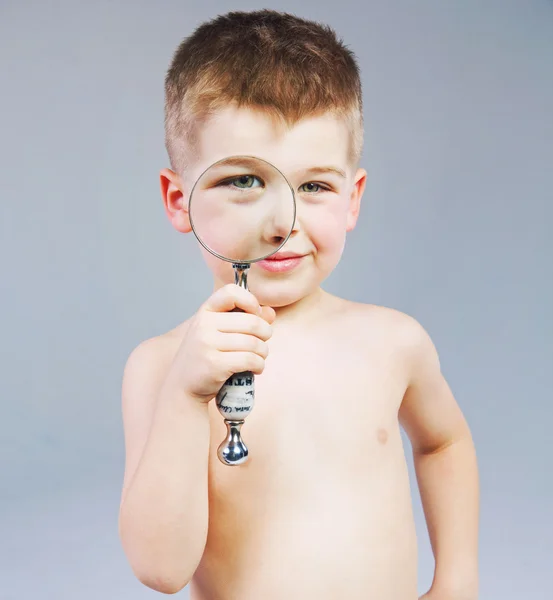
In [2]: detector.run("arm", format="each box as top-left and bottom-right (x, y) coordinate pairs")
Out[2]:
(118, 286), (274, 594)
(118, 337), (210, 594)
(398, 321), (479, 600)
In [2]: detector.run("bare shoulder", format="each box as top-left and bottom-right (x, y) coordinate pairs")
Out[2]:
(332, 297), (437, 359)
(122, 319), (192, 395)
(332, 297), (422, 335)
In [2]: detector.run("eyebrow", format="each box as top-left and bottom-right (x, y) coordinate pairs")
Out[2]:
(301, 166), (347, 179)
(207, 158), (347, 180)
(209, 157), (262, 171)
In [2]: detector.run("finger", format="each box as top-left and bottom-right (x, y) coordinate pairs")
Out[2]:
(225, 352), (265, 376)
(260, 305), (276, 324)
(216, 312), (272, 341)
(204, 284), (261, 316)
(217, 333), (269, 359)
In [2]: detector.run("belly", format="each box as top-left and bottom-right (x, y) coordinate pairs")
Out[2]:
(192, 419), (418, 600)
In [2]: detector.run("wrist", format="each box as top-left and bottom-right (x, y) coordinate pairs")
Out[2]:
(157, 375), (211, 418)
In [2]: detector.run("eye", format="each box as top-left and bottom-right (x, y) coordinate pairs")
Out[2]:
(225, 175), (263, 189)
(299, 182), (329, 193)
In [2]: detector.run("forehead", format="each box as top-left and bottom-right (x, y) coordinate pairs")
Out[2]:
(191, 106), (351, 181)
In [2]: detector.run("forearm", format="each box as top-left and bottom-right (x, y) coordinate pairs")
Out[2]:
(414, 432), (479, 597)
(119, 381), (211, 593)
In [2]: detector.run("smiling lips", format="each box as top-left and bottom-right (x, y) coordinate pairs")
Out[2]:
(257, 251), (306, 272)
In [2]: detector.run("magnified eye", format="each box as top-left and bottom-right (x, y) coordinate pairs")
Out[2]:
(227, 175), (263, 189)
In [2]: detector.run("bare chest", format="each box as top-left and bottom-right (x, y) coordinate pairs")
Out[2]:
(194, 337), (417, 599)
(205, 335), (410, 519)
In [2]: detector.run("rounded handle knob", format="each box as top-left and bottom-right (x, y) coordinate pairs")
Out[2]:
(217, 420), (248, 465)
(216, 372), (254, 465)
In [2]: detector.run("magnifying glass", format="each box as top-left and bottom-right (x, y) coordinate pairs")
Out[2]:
(188, 155), (296, 466)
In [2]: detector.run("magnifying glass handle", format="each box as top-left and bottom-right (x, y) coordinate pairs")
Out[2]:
(216, 264), (254, 466)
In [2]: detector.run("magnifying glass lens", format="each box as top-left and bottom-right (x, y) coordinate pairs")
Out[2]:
(189, 156), (296, 263)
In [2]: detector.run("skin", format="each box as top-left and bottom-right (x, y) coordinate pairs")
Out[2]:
(118, 106), (479, 599)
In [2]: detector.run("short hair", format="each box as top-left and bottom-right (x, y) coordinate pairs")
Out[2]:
(164, 9), (363, 173)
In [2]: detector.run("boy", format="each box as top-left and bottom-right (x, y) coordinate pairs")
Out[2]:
(118, 10), (479, 600)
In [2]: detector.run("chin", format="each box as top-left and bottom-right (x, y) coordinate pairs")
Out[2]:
(247, 276), (321, 308)
(207, 253), (338, 308)
(254, 289), (306, 308)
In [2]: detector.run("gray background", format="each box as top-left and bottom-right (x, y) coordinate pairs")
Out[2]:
(1, 0), (552, 598)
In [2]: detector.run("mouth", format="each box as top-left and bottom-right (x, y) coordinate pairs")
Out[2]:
(256, 251), (307, 273)
(267, 251), (304, 260)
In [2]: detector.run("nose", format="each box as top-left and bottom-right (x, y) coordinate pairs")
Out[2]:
(261, 188), (296, 246)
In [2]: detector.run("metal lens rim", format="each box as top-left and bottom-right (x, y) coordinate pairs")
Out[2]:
(188, 155), (297, 264)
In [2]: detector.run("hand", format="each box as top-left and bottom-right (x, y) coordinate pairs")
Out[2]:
(167, 284), (275, 403)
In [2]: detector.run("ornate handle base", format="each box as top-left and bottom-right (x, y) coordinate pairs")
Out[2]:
(217, 420), (249, 466)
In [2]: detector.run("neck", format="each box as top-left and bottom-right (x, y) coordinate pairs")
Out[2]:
(211, 279), (337, 326)
(272, 287), (328, 325)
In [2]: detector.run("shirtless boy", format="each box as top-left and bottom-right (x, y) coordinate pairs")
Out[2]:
(118, 10), (479, 600)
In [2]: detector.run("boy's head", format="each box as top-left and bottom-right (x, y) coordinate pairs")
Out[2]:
(161, 10), (367, 308)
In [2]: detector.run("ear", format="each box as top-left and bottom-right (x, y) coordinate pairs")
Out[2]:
(160, 168), (192, 233)
(346, 167), (367, 232)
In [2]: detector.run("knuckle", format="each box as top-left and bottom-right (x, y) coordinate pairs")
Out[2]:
(249, 354), (264, 373)
(208, 349), (223, 370)
(238, 314), (253, 333)
(233, 283), (247, 296)
(255, 355), (266, 373)
(257, 320), (272, 340)
(219, 283), (238, 300)
(258, 340), (269, 358)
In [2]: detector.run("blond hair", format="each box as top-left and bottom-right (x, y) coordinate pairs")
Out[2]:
(164, 9), (363, 172)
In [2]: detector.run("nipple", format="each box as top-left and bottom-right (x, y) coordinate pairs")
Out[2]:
(217, 420), (249, 465)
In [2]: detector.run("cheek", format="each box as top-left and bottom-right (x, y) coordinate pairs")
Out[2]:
(199, 246), (235, 281)
(304, 199), (349, 253)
